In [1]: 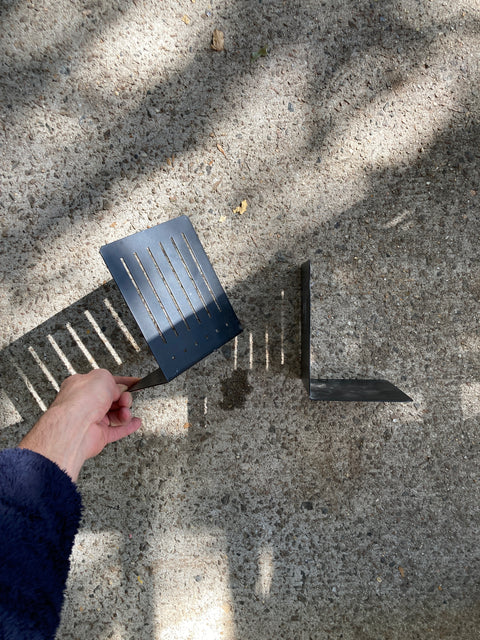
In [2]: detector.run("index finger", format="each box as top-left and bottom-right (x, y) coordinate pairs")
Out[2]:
(111, 390), (133, 410)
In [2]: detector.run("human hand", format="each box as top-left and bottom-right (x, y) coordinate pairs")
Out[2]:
(19, 369), (142, 482)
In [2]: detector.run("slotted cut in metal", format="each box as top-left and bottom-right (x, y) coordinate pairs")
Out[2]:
(100, 216), (242, 389)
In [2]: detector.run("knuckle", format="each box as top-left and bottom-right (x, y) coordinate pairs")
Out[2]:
(60, 373), (79, 389)
(90, 368), (115, 387)
(91, 368), (111, 380)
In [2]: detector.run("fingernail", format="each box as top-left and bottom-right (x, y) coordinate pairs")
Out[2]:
(118, 384), (129, 393)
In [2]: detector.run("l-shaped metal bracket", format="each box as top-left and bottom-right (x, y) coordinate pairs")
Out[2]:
(301, 261), (412, 402)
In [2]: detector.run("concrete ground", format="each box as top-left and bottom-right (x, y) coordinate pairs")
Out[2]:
(1, 0), (480, 638)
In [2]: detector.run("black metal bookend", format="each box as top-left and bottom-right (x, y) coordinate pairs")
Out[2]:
(301, 261), (412, 402)
(101, 216), (242, 391)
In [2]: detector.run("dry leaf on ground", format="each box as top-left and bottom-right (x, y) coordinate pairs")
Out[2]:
(216, 143), (227, 158)
(233, 199), (248, 215)
(211, 29), (224, 51)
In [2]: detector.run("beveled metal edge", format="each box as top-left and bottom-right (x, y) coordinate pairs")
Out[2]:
(309, 378), (413, 402)
(128, 368), (168, 392)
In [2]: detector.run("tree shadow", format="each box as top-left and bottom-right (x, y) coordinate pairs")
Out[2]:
(2, 0), (474, 290)
(177, 112), (480, 637)
(1, 0), (480, 637)
(1, 115), (480, 633)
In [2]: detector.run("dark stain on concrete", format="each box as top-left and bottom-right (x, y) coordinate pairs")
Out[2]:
(219, 369), (253, 410)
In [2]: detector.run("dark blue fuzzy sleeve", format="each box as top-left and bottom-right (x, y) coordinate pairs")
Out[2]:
(0, 448), (82, 639)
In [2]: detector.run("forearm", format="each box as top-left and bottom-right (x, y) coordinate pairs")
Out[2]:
(19, 405), (88, 482)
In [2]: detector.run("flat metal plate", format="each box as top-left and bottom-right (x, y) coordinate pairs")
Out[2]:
(101, 216), (242, 382)
(309, 379), (412, 402)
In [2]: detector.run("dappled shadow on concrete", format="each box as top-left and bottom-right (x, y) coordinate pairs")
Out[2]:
(2, 129), (480, 634)
(2, 0), (476, 285)
(1, 0), (480, 638)
(213, 122), (480, 639)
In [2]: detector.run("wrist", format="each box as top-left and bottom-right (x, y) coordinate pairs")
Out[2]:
(19, 406), (86, 482)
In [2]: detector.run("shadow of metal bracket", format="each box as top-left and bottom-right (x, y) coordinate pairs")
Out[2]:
(301, 261), (412, 402)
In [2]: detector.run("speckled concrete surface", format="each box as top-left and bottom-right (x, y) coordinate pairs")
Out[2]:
(1, 0), (480, 638)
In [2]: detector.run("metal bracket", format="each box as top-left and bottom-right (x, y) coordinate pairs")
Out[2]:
(301, 261), (412, 402)
(101, 216), (242, 391)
